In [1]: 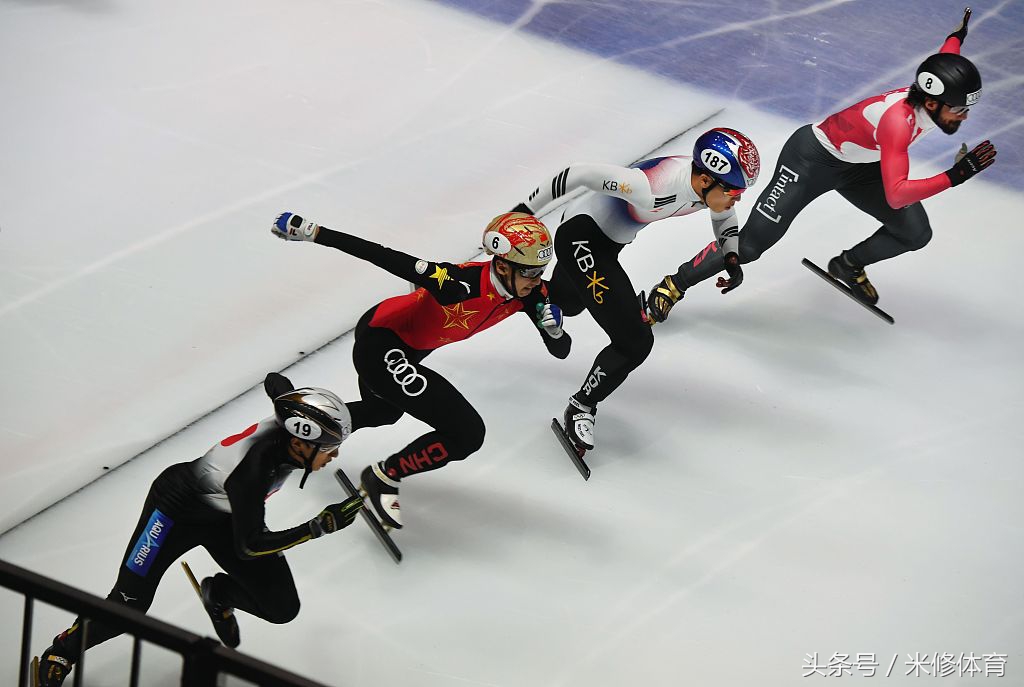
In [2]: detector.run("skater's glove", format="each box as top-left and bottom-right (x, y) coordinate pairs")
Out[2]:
(272, 212), (321, 242)
(947, 7), (971, 44)
(308, 496), (363, 538)
(263, 371), (294, 398)
(535, 302), (564, 338)
(946, 140), (996, 187)
(645, 275), (683, 323)
(715, 252), (744, 293)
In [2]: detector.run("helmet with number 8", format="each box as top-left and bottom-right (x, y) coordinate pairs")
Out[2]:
(913, 53), (981, 108)
(273, 387), (352, 448)
(482, 212), (553, 267)
(692, 127), (761, 190)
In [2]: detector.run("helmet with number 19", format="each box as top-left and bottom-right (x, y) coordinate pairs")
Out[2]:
(273, 387), (351, 448)
(692, 127), (761, 192)
(273, 387), (352, 488)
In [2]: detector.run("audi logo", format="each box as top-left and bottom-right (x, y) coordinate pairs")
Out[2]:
(384, 348), (428, 397)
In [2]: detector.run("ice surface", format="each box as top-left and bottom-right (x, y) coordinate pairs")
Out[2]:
(1, 1), (1021, 686)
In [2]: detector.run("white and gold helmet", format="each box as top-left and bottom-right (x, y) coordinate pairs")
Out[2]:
(482, 212), (553, 268)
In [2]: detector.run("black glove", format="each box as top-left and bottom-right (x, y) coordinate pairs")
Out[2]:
(263, 372), (294, 398)
(645, 275), (684, 323)
(946, 140), (996, 186)
(947, 7), (971, 44)
(510, 202), (533, 214)
(715, 252), (744, 293)
(308, 496), (363, 538)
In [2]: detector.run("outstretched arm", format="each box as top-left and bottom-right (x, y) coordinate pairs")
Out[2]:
(225, 445), (360, 559)
(877, 109), (953, 208)
(513, 163), (655, 216)
(942, 7), (970, 52)
(225, 453), (316, 559)
(271, 212), (479, 304)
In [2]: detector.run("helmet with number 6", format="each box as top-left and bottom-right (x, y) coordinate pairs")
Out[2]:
(692, 127), (761, 190)
(482, 212), (553, 267)
(273, 387), (351, 448)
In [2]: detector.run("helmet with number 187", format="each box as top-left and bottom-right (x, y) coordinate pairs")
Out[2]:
(692, 127), (761, 190)
(482, 212), (553, 267)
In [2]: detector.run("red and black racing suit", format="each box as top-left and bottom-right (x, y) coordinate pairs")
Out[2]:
(314, 227), (570, 481)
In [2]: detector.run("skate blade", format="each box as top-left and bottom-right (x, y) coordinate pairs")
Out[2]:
(181, 560), (202, 597)
(334, 469), (403, 563)
(550, 418), (591, 481)
(802, 258), (894, 325)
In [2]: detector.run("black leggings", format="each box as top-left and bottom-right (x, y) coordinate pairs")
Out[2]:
(50, 479), (298, 662)
(346, 312), (486, 480)
(675, 124), (933, 287)
(547, 215), (654, 406)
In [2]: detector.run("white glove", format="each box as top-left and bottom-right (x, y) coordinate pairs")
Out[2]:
(955, 142), (969, 164)
(536, 303), (563, 338)
(272, 212), (321, 242)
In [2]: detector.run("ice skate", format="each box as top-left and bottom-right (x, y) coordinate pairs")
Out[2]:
(360, 462), (402, 530)
(334, 467), (403, 563)
(200, 577), (240, 648)
(182, 561), (240, 648)
(563, 396), (596, 452)
(31, 650), (71, 687)
(827, 252), (879, 305)
(802, 258), (894, 325)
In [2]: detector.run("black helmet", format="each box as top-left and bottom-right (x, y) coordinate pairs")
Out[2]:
(913, 53), (982, 108)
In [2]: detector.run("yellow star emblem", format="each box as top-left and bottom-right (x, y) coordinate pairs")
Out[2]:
(441, 302), (479, 330)
(430, 265), (450, 289)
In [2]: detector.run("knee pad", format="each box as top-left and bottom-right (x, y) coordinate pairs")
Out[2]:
(441, 413), (486, 460)
(893, 206), (933, 251)
(738, 239), (764, 263)
(267, 595), (300, 625)
(617, 325), (654, 363)
(459, 414), (486, 457)
(903, 222), (933, 251)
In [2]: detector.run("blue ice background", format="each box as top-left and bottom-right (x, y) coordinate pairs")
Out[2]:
(431, 0), (1023, 186)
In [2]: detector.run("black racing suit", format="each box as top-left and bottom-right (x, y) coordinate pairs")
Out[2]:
(47, 420), (318, 663)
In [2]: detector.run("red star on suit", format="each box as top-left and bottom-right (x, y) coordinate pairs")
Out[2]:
(441, 303), (479, 330)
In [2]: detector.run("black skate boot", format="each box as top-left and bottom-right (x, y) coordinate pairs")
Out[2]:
(828, 252), (879, 305)
(360, 462), (402, 530)
(563, 396), (597, 451)
(200, 577), (240, 649)
(31, 650), (71, 687)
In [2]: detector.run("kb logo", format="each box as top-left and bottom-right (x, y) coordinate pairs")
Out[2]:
(384, 348), (428, 397)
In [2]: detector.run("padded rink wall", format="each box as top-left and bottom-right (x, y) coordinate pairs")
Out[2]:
(0, 0), (739, 533)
